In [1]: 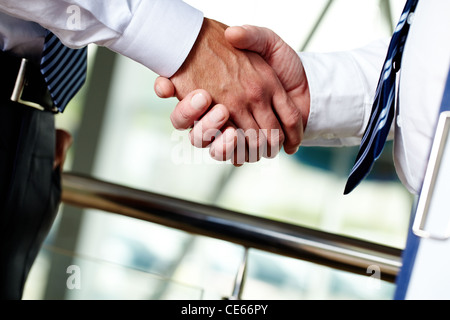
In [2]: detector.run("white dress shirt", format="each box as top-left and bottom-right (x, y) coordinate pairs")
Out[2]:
(300, 0), (450, 195)
(0, 0), (204, 77)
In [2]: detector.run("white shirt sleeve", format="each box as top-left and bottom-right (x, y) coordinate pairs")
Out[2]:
(0, 0), (204, 77)
(300, 39), (389, 147)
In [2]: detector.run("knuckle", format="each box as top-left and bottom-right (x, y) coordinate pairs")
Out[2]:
(189, 129), (203, 148)
(171, 108), (193, 130)
(267, 129), (284, 150)
(204, 128), (220, 144)
(178, 107), (192, 124)
(257, 135), (267, 151)
(285, 134), (302, 152)
(245, 133), (259, 151)
(286, 135), (302, 150)
(246, 136), (264, 163)
(170, 113), (183, 130)
(284, 108), (302, 130)
(212, 146), (228, 162)
(245, 79), (267, 104)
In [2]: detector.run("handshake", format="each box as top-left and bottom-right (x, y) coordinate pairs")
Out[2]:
(154, 19), (310, 166)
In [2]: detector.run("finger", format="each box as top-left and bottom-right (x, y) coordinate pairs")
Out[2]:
(252, 107), (284, 159)
(230, 127), (248, 166)
(170, 90), (213, 130)
(209, 122), (238, 161)
(227, 26), (304, 153)
(225, 25), (278, 61)
(227, 25), (304, 92)
(272, 88), (303, 154)
(210, 124), (247, 166)
(189, 104), (230, 148)
(154, 76), (176, 98)
(231, 110), (266, 163)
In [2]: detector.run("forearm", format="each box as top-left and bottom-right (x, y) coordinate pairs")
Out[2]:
(301, 39), (389, 147)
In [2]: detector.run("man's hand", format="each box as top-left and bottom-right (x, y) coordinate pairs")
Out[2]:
(167, 18), (302, 162)
(53, 129), (73, 172)
(225, 25), (310, 129)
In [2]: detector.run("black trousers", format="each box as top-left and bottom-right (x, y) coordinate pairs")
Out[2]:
(0, 100), (61, 299)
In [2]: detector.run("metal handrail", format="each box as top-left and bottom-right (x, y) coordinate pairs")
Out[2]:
(61, 172), (403, 283)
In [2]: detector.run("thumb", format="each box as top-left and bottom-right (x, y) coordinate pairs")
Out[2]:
(227, 25), (305, 94)
(154, 76), (176, 98)
(225, 25), (281, 62)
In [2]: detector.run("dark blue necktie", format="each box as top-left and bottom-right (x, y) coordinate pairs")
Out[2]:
(40, 31), (88, 112)
(344, 0), (419, 194)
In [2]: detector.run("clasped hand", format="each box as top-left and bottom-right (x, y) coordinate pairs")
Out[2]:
(154, 19), (310, 166)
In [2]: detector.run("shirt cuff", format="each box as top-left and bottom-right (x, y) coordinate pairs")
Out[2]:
(108, 0), (204, 77)
(300, 51), (373, 147)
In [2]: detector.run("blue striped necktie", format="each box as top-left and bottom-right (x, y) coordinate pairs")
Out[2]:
(344, 0), (419, 195)
(40, 31), (88, 112)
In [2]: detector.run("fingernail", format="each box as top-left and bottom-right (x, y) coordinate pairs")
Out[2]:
(191, 93), (207, 110)
(208, 107), (225, 123)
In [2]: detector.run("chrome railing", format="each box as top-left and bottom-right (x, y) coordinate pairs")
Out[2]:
(61, 172), (403, 284)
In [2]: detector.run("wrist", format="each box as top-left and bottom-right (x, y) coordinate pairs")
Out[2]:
(298, 78), (310, 131)
(289, 69), (310, 132)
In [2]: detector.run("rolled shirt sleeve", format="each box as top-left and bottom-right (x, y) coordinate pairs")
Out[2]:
(0, 0), (204, 77)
